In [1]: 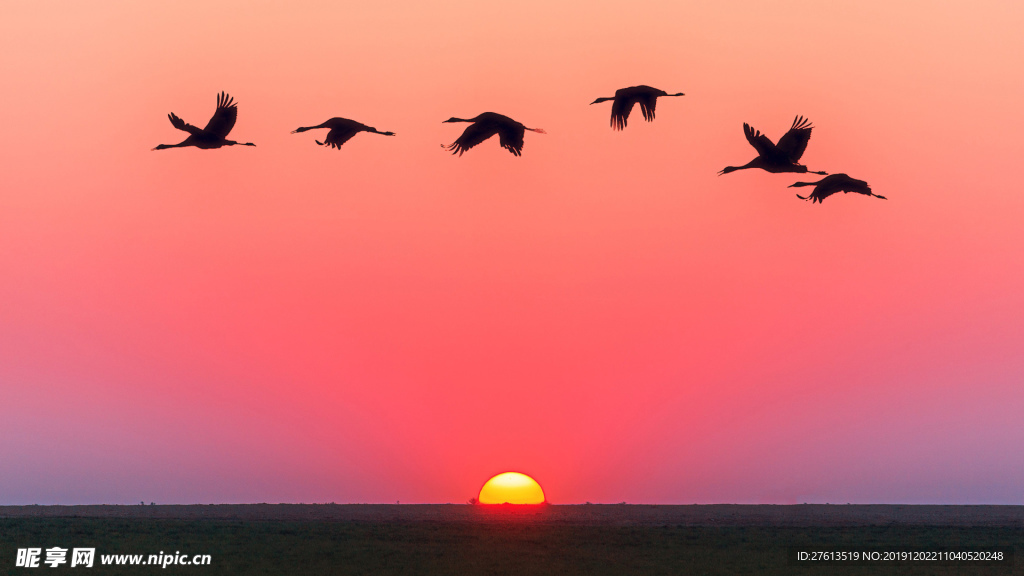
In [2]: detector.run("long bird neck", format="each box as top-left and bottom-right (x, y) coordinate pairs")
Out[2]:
(788, 181), (817, 187)
(152, 141), (189, 150)
(592, 97), (615, 104)
(294, 122), (331, 132)
(722, 159), (760, 173)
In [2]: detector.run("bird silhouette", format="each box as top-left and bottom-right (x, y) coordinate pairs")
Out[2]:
(718, 116), (826, 175)
(789, 173), (886, 203)
(442, 112), (546, 157)
(292, 117), (395, 149)
(590, 85), (685, 130)
(152, 92), (255, 150)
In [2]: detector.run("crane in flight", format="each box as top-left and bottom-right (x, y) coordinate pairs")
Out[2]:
(442, 112), (546, 157)
(153, 92), (255, 150)
(789, 174), (886, 203)
(718, 116), (826, 175)
(292, 117), (395, 149)
(590, 85), (685, 130)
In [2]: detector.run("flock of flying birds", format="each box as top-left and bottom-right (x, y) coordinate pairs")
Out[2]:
(153, 87), (886, 204)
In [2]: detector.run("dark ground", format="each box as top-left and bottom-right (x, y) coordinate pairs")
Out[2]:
(1, 505), (1021, 575)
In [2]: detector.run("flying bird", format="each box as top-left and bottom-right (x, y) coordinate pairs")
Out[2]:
(590, 85), (685, 130)
(718, 116), (826, 175)
(789, 173), (886, 203)
(292, 117), (395, 149)
(442, 112), (546, 157)
(153, 92), (255, 150)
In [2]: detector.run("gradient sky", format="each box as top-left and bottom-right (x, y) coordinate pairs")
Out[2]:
(2, 0), (1023, 505)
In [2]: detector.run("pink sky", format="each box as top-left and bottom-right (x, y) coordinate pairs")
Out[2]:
(1, 0), (1023, 504)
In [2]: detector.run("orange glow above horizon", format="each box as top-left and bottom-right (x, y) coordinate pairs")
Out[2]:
(2, 0), (1024, 507)
(478, 473), (546, 505)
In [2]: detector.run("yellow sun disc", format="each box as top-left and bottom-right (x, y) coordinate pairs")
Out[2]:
(478, 472), (546, 504)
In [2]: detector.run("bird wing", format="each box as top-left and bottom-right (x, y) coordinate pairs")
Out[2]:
(446, 120), (499, 156)
(168, 113), (203, 136)
(743, 123), (777, 158)
(498, 123), (527, 157)
(806, 177), (876, 203)
(610, 97), (637, 130)
(839, 176), (873, 196)
(320, 126), (360, 149)
(775, 116), (813, 162)
(804, 186), (840, 203)
(638, 94), (658, 122)
(202, 92), (238, 139)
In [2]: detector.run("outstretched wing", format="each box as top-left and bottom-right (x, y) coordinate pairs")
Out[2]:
(638, 94), (658, 122)
(319, 126), (360, 149)
(497, 123), (527, 156)
(446, 120), (499, 156)
(838, 176), (881, 198)
(743, 123), (777, 158)
(202, 91), (238, 139)
(806, 183), (880, 203)
(843, 180), (873, 196)
(167, 113), (203, 135)
(802, 186), (840, 204)
(798, 175), (873, 203)
(610, 96), (637, 130)
(775, 116), (813, 162)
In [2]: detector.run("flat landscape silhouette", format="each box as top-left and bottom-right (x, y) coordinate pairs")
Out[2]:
(3, 505), (1019, 575)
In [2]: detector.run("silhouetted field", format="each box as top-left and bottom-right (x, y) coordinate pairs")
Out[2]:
(2, 505), (1020, 575)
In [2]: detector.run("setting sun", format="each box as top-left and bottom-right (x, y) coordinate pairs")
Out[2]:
(478, 472), (546, 505)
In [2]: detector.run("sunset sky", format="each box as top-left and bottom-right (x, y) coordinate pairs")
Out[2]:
(2, 0), (1023, 505)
